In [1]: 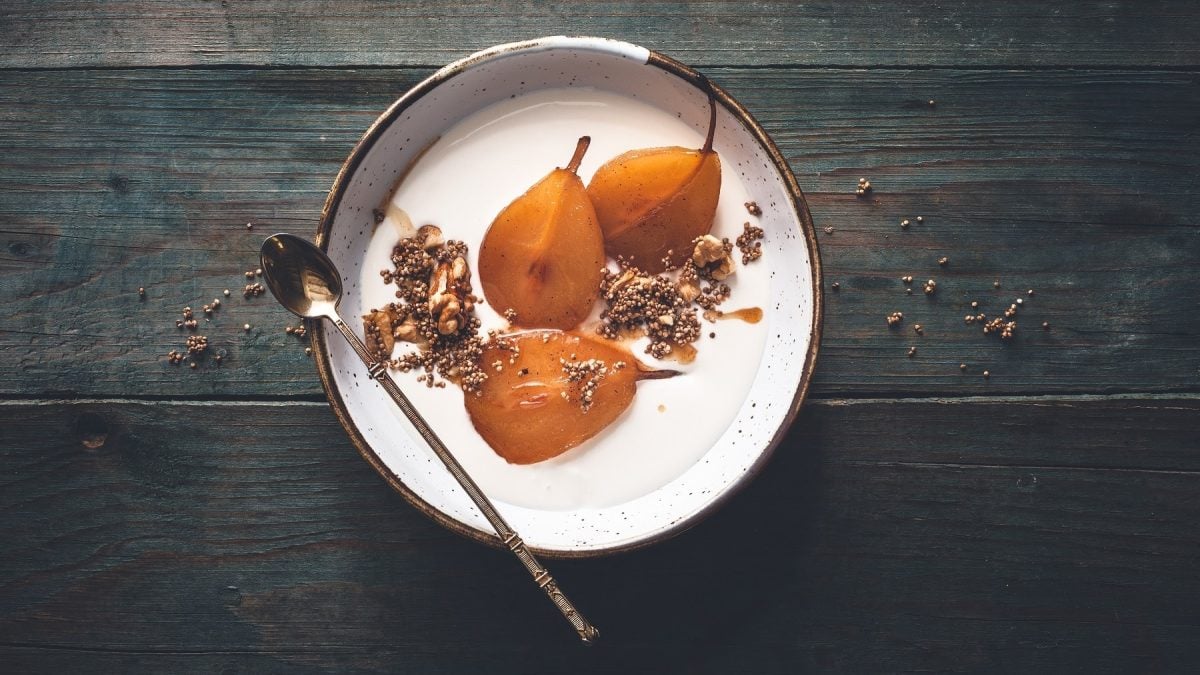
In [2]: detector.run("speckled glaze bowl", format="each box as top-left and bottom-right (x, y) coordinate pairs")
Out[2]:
(312, 37), (821, 557)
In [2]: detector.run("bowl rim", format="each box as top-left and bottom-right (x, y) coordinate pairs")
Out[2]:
(311, 36), (823, 559)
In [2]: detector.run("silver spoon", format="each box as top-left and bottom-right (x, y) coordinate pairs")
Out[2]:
(260, 233), (598, 645)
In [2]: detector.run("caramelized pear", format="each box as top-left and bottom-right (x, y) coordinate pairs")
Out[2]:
(587, 88), (721, 272)
(465, 330), (675, 465)
(478, 137), (605, 329)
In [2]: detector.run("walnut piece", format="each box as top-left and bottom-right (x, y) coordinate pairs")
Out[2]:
(393, 314), (422, 344)
(691, 234), (735, 280)
(363, 307), (397, 359)
(431, 296), (461, 335)
(427, 254), (470, 335)
(676, 264), (701, 303)
(416, 224), (444, 251)
(604, 268), (638, 300)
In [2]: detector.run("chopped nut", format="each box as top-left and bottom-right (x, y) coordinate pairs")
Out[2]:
(363, 307), (398, 358)
(691, 235), (735, 281)
(605, 268), (638, 299)
(427, 256), (469, 335)
(416, 224), (444, 251)
(676, 273), (701, 303)
(744, 201), (762, 216)
(431, 295), (462, 335)
(451, 255), (468, 282)
(393, 316), (421, 343)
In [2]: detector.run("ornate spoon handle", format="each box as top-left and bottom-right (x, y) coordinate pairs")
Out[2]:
(329, 317), (599, 644)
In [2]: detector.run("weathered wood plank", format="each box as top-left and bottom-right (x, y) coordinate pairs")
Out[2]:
(3, 1), (1200, 69)
(1, 397), (1198, 672)
(1, 68), (1198, 397)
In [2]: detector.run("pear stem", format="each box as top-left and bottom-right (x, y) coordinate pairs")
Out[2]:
(701, 77), (717, 155)
(565, 136), (591, 174)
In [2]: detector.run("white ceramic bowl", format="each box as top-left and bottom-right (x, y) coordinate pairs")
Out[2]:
(312, 36), (821, 557)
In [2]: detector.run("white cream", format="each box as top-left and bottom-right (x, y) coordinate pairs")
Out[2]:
(359, 88), (769, 511)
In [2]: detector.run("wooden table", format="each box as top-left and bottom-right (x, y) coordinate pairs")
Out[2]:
(3, 3), (1199, 672)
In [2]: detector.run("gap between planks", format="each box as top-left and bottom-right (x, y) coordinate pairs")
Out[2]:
(3, 391), (1199, 408)
(3, 64), (1200, 74)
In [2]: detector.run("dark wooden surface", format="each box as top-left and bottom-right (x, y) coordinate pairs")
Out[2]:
(2, 4), (1198, 673)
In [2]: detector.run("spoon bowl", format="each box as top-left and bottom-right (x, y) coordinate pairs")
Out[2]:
(260, 233), (343, 320)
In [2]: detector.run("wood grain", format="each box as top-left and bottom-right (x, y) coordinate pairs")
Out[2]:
(3, 1), (1200, 69)
(1, 397), (1197, 672)
(4, 2), (1197, 671)
(1, 68), (1197, 398)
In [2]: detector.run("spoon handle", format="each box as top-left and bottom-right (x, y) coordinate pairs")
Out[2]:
(329, 316), (600, 645)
